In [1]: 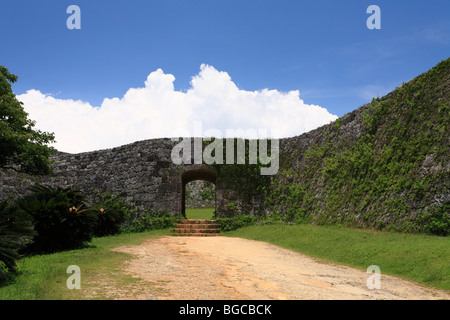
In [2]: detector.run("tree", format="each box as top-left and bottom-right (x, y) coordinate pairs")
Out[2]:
(0, 66), (56, 175)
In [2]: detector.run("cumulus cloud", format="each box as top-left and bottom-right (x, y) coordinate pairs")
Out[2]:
(17, 64), (338, 153)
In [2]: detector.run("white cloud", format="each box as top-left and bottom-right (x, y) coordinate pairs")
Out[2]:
(17, 64), (338, 153)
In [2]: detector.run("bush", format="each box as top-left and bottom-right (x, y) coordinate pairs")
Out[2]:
(91, 190), (176, 233)
(215, 214), (256, 231)
(0, 201), (34, 283)
(426, 203), (449, 236)
(16, 185), (97, 254)
(90, 206), (125, 237)
(121, 210), (177, 233)
(90, 191), (127, 237)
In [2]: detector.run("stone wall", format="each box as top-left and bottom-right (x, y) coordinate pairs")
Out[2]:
(0, 118), (361, 218)
(185, 180), (215, 208)
(0, 138), (256, 217)
(0, 138), (181, 213)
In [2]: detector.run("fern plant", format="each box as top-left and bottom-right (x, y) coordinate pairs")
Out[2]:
(16, 184), (97, 254)
(0, 201), (34, 283)
(90, 191), (129, 236)
(90, 205), (126, 237)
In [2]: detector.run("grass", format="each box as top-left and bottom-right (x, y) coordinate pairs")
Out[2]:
(224, 223), (450, 291)
(0, 229), (172, 300)
(1, 220), (448, 299)
(185, 207), (215, 220)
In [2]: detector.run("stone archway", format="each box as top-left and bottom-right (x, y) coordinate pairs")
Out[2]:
(181, 166), (217, 217)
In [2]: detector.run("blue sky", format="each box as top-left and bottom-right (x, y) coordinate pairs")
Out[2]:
(1, 0), (449, 152)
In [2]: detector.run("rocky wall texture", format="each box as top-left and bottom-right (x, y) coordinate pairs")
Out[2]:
(185, 180), (215, 208)
(268, 58), (450, 234)
(1, 138), (183, 215)
(0, 138), (247, 217)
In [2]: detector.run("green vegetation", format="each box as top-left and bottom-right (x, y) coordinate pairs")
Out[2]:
(0, 201), (34, 283)
(199, 181), (215, 201)
(0, 66), (55, 175)
(199, 59), (449, 235)
(1, 223), (447, 299)
(215, 214), (257, 231)
(0, 186), (175, 284)
(224, 223), (450, 291)
(16, 184), (97, 254)
(268, 58), (450, 235)
(92, 190), (176, 234)
(0, 229), (171, 300)
(185, 207), (215, 220)
(205, 138), (272, 212)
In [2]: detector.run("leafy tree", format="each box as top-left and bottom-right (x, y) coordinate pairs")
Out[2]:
(0, 66), (56, 175)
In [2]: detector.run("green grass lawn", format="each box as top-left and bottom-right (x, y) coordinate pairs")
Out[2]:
(185, 207), (215, 219)
(1, 221), (448, 299)
(224, 223), (450, 291)
(0, 229), (172, 300)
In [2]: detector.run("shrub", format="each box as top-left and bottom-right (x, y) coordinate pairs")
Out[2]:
(215, 214), (256, 231)
(121, 210), (177, 233)
(425, 203), (449, 236)
(90, 191), (127, 237)
(0, 201), (34, 283)
(16, 185), (97, 254)
(200, 181), (215, 200)
(91, 190), (177, 234)
(90, 206), (125, 237)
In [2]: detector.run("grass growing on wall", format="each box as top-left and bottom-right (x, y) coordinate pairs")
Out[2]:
(268, 58), (450, 235)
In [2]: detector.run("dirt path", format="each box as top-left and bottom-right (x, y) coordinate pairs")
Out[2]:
(96, 236), (448, 300)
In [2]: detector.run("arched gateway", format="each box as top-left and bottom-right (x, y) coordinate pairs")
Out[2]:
(181, 166), (217, 217)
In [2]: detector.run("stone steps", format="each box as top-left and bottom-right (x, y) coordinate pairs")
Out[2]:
(173, 219), (220, 237)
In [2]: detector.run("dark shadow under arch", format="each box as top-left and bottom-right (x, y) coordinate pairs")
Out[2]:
(181, 168), (217, 218)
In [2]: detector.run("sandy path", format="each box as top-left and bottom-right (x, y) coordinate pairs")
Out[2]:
(101, 236), (448, 300)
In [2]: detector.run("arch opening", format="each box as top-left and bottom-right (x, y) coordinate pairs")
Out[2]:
(181, 168), (217, 219)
